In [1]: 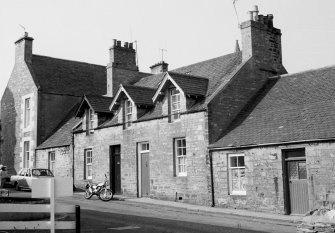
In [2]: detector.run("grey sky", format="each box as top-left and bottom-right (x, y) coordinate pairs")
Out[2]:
(1, 0), (335, 98)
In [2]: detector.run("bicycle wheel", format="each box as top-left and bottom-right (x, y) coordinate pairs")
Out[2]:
(98, 188), (113, 201)
(84, 189), (93, 199)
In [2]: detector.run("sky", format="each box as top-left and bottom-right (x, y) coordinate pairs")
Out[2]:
(1, 0), (335, 99)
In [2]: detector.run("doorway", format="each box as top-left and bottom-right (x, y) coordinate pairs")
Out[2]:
(110, 145), (121, 195)
(138, 142), (150, 197)
(282, 149), (309, 214)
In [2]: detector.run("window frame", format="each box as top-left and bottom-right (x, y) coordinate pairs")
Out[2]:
(85, 149), (93, 180)
(23, 141), (30, 168)
(87, 108), (95, 134)
(48, 151), (55, 173)
(170, 88), (181, 121)
(24, 98), (31, 128)
(125, 99), (133, 127)
(174, 138), (187, 177)
(228, 153), (246, 195)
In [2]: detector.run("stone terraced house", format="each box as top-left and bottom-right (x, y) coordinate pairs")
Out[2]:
(2, 7), (335, 215)
(72, 11), (286, 206)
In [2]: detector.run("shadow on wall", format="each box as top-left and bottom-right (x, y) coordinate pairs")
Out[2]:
(1, 87), (17, 175)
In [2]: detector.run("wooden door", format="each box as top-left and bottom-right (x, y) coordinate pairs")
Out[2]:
(141, 152), (150, 197)
(288, 160), (309, 214)
(110, 145), (121, 195)
(283, 149), (309, 215)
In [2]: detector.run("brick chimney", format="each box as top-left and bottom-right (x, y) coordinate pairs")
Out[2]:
(241, 6), (282, 71)
(15, 32), (34, 63)
(106, 39), (139, 97)
(150, 61), (168, 74)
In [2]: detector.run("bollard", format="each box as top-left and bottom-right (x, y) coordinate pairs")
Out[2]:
(75, 205), (80, 233)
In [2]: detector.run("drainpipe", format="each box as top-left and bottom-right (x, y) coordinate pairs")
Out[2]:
(209, 151), (215, 207)
(72, 131), (75, 189)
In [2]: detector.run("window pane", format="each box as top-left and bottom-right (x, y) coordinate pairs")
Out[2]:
(298, 162), (307, 179)
(232, 180), (239, 191)
(231, 168), (239, 179)
(230, 157), (237, 167)
(238, 156), (245, 166)
(288, 161), (298, 180)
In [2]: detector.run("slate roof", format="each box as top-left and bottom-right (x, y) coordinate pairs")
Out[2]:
(172, 52), (242, 97)
(135, 52), (242, 98)
(37, 104), (81, 149)
(123, 85), (156, 106)
(85, 95), (114, 113)
(210, 65), (335, 149)
(167, 72), (208, 96)
(31, 55), (107, 96)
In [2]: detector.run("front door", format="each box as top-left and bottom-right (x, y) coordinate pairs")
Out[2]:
(283, 149), (309, 214)
(141, 152), (150, 197)
(110, 145), (121, 195)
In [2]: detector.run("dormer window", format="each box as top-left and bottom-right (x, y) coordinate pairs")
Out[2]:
(125, 100), (133, 127)
(170, 88), (180, 121)
(86, 108), (95, 134)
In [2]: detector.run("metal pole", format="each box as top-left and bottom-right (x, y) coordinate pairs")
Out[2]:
(75, 205), (80, 233)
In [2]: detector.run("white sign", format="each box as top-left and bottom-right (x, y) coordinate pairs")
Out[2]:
(32, 177), (73, 198)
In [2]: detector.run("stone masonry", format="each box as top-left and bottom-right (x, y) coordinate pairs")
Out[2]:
(211, 142), (335, 214)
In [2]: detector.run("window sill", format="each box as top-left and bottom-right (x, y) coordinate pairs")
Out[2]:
(177, 173), (187, 177)
(229, 192), (246, 196)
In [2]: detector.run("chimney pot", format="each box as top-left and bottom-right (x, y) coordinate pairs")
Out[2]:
(113, 39), (117, 47)
(129, 43), (133, 49)
(248, 11), (254, 21)
(117, 40), (121, 47)
(124, 42), (128, 48)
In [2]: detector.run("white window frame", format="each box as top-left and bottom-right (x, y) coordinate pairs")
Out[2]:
(88, 108), (95, 133)
(175, 138), (186, 176)
(125, 99), (133, 127)
(170, 88), (181, 121)
(228, 153), (246, 195)
(48, 151), (55, 173)
(24, 98), (31, 128)
(23, 141), (30, 168)
(85, 149), (93, 180)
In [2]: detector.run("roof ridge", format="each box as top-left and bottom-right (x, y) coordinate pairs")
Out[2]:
(33, 54), (106, 68)
(279, 64), (335, 79)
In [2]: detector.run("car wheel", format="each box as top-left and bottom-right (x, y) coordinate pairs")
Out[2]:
(15, 182), (20, 191)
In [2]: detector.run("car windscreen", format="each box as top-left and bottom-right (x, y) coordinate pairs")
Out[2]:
(32, 169), (54, 177)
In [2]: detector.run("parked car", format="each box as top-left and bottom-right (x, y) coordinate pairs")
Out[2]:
(10, 168), (54, 190)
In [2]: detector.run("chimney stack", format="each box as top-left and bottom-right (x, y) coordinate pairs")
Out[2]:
(107, 39), (139, 96)
(240, 6), (282, 72)
(14, 32), (34, 63)
(150, 61), (169, 74)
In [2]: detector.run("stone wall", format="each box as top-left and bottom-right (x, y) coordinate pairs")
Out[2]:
(35, 146), (73, 177)
(211, 142), (335, 214)
(1, 61), (37, 174)
(74, 110), (211, 205)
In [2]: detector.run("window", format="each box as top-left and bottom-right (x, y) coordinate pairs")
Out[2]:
(85, 149), (93, 179)
(174, 138), (186, 176)
(87, 108), (94, 133)
(140, 142), (149, 153)
(23, 141), (30, 168)
(48, 151), (55, 173)
(228, 154), (246, 195)
(24, 98), (31, 128)
(170, 88), (181, 121)
(125, 100), (133, 127)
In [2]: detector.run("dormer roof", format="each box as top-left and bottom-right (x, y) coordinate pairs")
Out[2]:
(76, 95), (114, 117)
(152, 72), (208, 102)
(110, 85), (156, 111)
